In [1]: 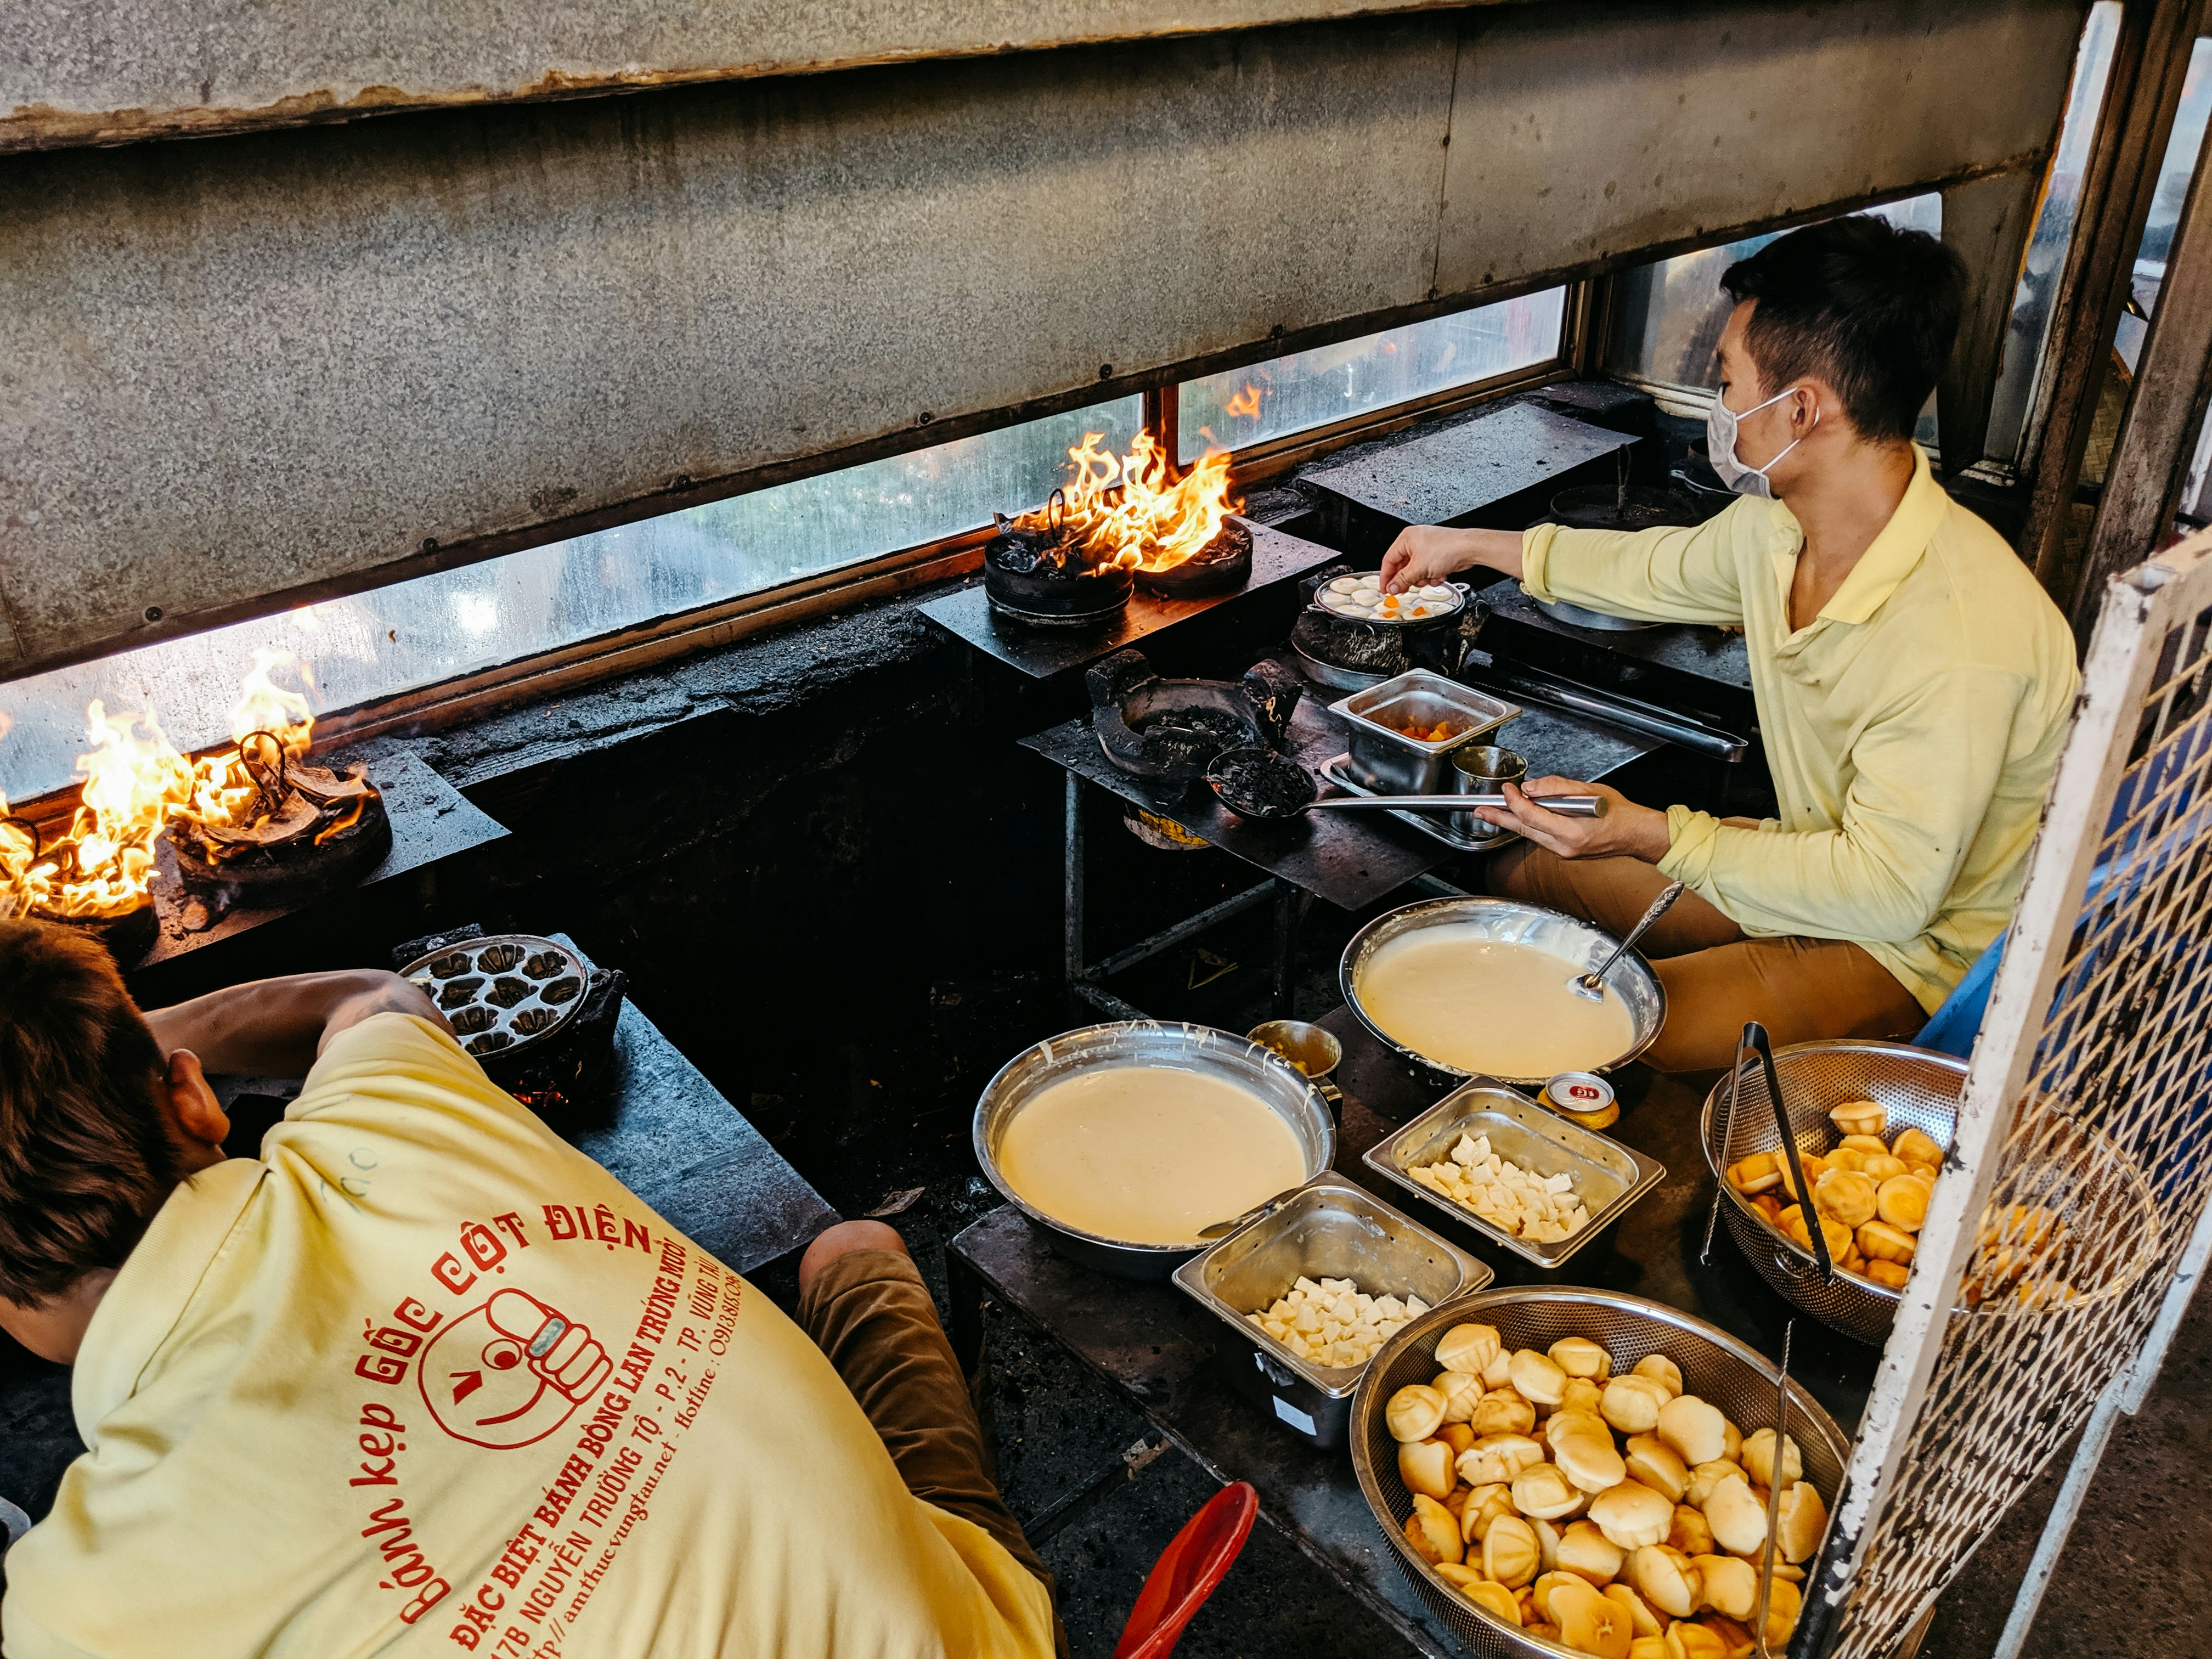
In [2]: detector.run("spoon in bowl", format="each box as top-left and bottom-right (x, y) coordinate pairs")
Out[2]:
(1566, 879), (1685, 1000)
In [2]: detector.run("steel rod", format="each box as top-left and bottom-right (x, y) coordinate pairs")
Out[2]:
(1083, 879), (1276, 980)
(1063, 771), (1084, 984)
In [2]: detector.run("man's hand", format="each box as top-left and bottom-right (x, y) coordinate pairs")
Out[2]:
(1476, 778), (1673, 864)
(1379, 526), (1525, 592)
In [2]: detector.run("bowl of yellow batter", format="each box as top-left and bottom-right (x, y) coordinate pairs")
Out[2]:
(1340, 897), (1665, 1086)
(974, 1022), (1338, 1279)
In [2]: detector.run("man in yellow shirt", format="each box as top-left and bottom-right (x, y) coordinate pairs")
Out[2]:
(0, 919), (1059, 1657)
(1382, 217), (2079, 1071)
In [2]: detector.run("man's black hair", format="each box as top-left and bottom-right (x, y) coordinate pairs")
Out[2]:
(1720, 216), (1967, 443)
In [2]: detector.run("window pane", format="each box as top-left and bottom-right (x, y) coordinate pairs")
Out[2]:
(1985, 2), (2124, 465)
(1177, 289), (1568, 465)
(2118, 36), (2212, 371)
(0, 399), (1141, 802)
(1603, 195), (1944, 442)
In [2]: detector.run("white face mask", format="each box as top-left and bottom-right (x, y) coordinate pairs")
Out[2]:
(1707, 383), (1816, 499)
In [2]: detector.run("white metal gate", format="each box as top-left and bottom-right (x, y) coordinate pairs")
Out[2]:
(1797, 528), (2212, 1656)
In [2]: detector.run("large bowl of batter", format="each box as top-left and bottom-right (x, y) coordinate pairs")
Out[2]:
(1340, 897), (1664, 1087)
(974, 1021), (1337, 1279)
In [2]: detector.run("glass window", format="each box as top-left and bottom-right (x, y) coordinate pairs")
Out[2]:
(1602, 195), (1945, 443)
(2117, 36), (2212, 371)
(1177, 289), (1569, 465)
(1985, 2), (2125, 466)
(0, 398), (1141, 803)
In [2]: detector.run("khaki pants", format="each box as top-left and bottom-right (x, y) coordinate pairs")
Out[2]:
(1489, 846), (1925, 1073)
(797, 1248), (1064, 1640)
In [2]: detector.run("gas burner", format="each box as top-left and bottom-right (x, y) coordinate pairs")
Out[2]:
(167, 732), (392, 910)
(982, 500), (1135, 629)
(1134, 518), (1252, 599)
(1086, 648), (1303, 783)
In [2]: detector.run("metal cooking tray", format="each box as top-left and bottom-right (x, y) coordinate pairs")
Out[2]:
(1172, 1173), (1491, 1447)
(402, 933), (589, 1062)
(1329, 668), (1521, 795)
(1364, 1081), (1664, 1268)
(1314, 754), (1521, 854)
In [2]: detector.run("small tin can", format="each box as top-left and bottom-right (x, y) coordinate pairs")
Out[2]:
(1540, 1070), (1619, 1131)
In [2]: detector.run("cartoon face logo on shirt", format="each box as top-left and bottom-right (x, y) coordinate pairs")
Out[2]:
(419, 1288), (613, 1449)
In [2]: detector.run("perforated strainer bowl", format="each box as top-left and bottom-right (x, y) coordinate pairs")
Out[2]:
(1349, 1288), (1848, 1658)
(1700, 1040), (2161, 1346)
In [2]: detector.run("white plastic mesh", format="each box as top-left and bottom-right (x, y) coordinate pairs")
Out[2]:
(1826, 587), (2212, 1653)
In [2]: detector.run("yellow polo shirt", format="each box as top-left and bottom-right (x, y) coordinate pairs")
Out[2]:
(2, 1013), (1054, 1659)
(1521, 446), (2078, 1013)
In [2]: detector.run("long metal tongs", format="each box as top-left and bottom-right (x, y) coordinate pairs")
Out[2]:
(1747, 1020), (1835, 1283)
(1753, 1319), (1796, 1658)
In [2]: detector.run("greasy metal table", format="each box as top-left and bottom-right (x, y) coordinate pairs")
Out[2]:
(946, 1006), (1880, 1658)
(1022, 665), (1659, 1019)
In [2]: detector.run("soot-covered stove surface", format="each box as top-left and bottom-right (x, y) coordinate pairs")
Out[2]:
(921, 519), (1341, 679)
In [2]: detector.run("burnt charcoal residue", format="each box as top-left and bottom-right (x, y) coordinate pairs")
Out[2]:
(985, 521), (1075, 575)
(1207, 747), (1316, 818)
(1135, 708), (1251, 749)
(1292, 610), (1412, 674)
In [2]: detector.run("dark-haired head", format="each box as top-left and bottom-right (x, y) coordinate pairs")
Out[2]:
(1720, 216), (1967, 442)
(0, 918), (178, 1308)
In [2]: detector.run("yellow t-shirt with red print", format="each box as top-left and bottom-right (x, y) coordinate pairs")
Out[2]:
(2, 1013), (1054, 1658)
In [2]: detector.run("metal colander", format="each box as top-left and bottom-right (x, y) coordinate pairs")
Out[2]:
(1347, 1288), (1848, 1659)
(1700, 1040), (2161, 1346)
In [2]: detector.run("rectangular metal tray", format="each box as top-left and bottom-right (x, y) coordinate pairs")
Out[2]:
(1328, 668), (1520, 794)
(1172, 1172), (1491, 1448)
(1362, 1082), (1665, 1269)
(1316, 753), (1522, 854)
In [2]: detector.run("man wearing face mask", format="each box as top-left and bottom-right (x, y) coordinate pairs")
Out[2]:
(1378, 216), (2079, 1071)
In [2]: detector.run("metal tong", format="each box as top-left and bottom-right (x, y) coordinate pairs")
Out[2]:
(1745, 1020), (1835, 1283)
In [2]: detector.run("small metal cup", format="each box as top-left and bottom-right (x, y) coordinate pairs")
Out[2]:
(1246, 1019), (1342, 1079)
(1449, 745), (1526, 841)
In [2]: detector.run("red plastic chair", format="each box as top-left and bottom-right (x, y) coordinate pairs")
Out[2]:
(1111, 1481), (1260, 1659)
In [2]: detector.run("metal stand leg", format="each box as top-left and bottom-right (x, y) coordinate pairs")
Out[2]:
(1064, 772), (1085, 984)
(1991, 1187), (2212, 1659)
(1271, 878), (1300, 1018)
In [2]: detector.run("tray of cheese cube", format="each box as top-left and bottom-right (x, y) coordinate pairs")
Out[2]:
(1171, 1172), (1492, 1448)
(1364, 1082), (1667, 1269)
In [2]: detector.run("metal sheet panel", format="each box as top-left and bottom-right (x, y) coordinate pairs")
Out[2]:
(1436, 0), (2086, 292)
(0, 0), (1488, 153)
(0, 22), (1459, 673)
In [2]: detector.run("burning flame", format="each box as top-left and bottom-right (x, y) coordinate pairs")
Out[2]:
(0, 651), (323, 922)
(1224, 383), (1265, 420)
(1015, 431), (1240, 574)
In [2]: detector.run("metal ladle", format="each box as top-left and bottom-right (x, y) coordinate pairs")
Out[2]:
(1566, 878), (1684, 1000)
(1204, 745), (1604, 821)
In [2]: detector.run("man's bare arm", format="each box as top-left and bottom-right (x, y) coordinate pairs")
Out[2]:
(143, 970), (449, 1076)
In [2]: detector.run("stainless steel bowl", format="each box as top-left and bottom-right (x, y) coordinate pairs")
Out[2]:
(1340, 898), (1666, 1087)
(1350, 1287), (1849, 1659)
(1701, 1040), (2162, 1345)
(1532, 596), (1662, 632)
(1328, 669), (1522, 795)
(973, 1022), (1336, 1280)
(1172, 1172), (1491, 1448)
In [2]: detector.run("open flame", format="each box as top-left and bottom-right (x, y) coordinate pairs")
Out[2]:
(1014, 431), (1240, 575)
(0, 651), (324, 922)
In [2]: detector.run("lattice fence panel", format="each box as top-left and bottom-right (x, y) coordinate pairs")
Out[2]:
(1802, 535), (2212, 1657)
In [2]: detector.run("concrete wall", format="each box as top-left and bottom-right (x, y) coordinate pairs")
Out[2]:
(1, 0), (1491, 152)
(0, 0), (2086, 676)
